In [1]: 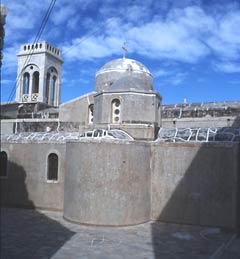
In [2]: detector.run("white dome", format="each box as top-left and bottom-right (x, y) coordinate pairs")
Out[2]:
(95, 58), (153, 92)
(96, 58), (151, 76)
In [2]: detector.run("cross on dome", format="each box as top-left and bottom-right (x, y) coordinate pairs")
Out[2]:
(122, 42), (127, 59)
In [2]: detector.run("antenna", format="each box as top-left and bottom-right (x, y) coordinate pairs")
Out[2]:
(122, 42), (127, 59)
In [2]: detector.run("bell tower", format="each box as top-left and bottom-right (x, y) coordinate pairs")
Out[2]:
(16, 41), (63, 107)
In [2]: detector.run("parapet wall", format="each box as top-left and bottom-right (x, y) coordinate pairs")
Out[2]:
(0, 142), (65, 210)
(151, 142), (239, 230)
(1, 138), (239, 230)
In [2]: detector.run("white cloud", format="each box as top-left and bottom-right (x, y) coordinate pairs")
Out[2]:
(62, 35), (124, 61)
(213, 62), (240, 73)
(5, 1), (48, 30)
(127, 21), (209, 63)
(62, 6), (211, 63)
(61, 3), (240, 73)
(152, 69), (171, 78)
(4, 0), (240, 78)
(1, 79), (15, 84)
(2, 45), (18, 72)
(67, 16), (80, 30)
(170, 72), (188, 85)
(206, 10), (240, 60)
(153, 67), (188, 86)
(51, 4), (76, 26)
(159, 71), (188, 86)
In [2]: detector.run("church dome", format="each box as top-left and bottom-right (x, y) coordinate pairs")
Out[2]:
(95, 58), (153, 92)
(97, 58), (151, 75)
(111, 76), (148, 91)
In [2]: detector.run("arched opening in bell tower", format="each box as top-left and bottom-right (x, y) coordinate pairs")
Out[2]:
(23, 72), (30, 95)
(32, 71), (39, 93)
(45, 67), (58, 106)
(51, 76), (57, 105)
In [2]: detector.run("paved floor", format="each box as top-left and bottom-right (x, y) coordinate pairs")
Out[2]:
(1, 208), (239, 259)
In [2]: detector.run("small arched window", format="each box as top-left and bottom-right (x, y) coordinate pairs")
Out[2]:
(111, 99), (121, 123)
(32, 71), (39, 93)
(47, 153), (58, 181)
(88, 104), (94, 124)
(23, 72), (30, 94)
(0, 151), (8, 177)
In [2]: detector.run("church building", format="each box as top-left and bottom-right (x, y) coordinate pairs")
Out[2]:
(1, 42), (240, 230)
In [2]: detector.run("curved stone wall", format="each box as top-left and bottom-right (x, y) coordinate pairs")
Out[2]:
(64, 140), (151, 226)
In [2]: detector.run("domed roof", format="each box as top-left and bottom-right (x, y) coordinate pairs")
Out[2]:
(111, 76), (149, 91)
(96, 58), (151, 76)
(95, 57), (153, 92)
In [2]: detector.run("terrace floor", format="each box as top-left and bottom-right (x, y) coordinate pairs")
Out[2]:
(1, 208), (239, 259)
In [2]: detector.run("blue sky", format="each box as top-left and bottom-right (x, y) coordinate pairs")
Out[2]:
(1, 0), (240, 104)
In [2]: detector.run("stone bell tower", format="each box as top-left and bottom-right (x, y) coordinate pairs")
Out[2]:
(16, 41), (63, 107)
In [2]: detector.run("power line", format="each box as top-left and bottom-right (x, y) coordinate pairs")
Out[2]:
(7, 0), (56, 103)
(7, 1), (130, 102)
(62, 17), (117, 56)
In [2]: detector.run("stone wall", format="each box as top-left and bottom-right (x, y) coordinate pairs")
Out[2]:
(1, 138), (239, 230)
(94, 91), (161, 126)
(0, 142), (65, 210)
(162, 116), (240, 128)
(161, 101), (240, 128)
(59, 92), (95, 123)
(162, 101), (240, 119)
(1, 119), (59, 134)
(151, 142), (240, 230)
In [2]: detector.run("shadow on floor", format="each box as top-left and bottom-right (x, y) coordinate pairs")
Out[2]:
(0, 161), (75, 259)
(151, 117), (240, 258)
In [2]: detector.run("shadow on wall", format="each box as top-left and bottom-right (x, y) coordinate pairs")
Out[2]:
(0, 161), (75, 259)
(1, 161), (35, 208)
(151, 116), (240, 259)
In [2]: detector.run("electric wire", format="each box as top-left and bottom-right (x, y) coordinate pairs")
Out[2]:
(61, 17), (117, 56)
(7, 0), (131, 102)
(7, 0), (56, 103)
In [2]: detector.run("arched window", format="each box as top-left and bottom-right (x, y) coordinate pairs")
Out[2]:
(23, 72), (30, 94)
(111, 99), (121, 123)
(46, 67), (58, 105)
(88, 104), (94, 124)
(32, 71), (39, 93)
(51, 76), (57, 105)
(0, 151), (8, 177)
(47, 153), (58, 181)
(46, 73), (50, 103)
